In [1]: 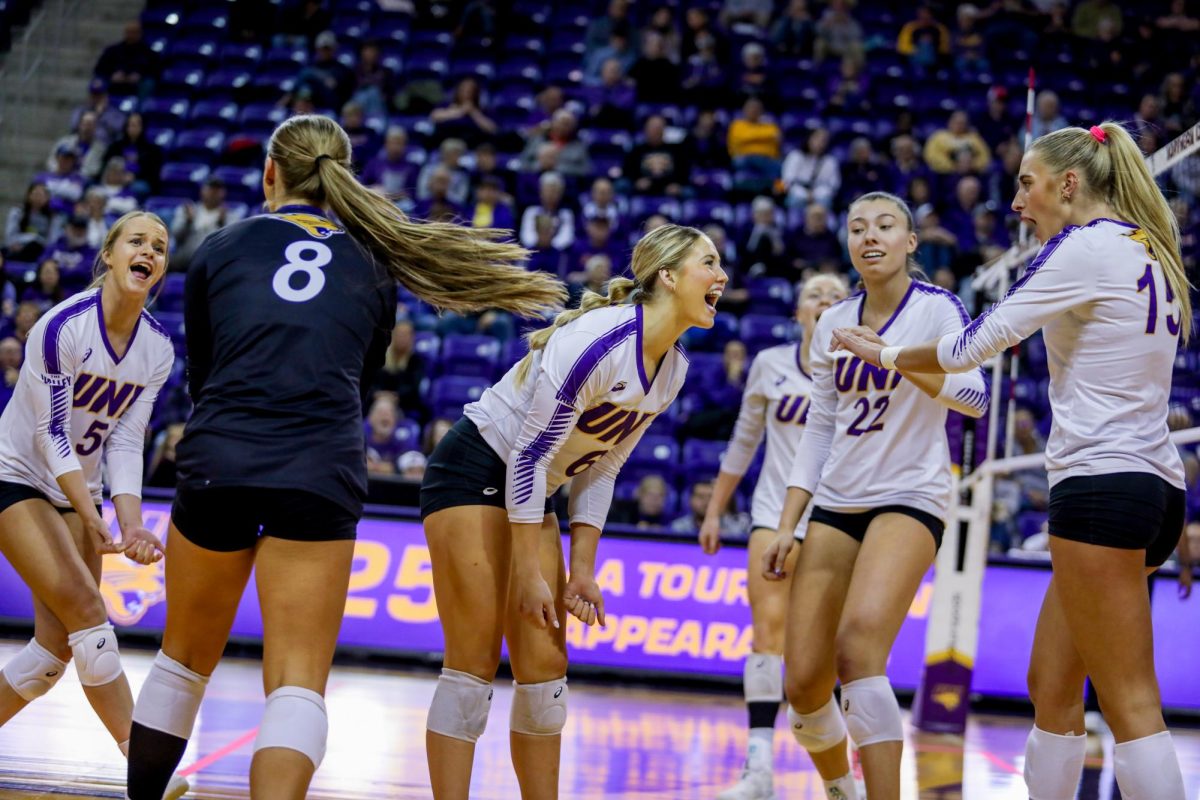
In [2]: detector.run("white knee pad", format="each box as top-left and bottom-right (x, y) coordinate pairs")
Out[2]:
(744, 653), (783, 703)
(2, 638), (68, 702)
(67, 623), (123, 687)
(131, 651), (210, 739)
(787, 695), (847, 753)
(254, 686), (328, 769)
(842, 676), (904, 746)
(510, 677), (568, 736)
(427, 668), (493, 743)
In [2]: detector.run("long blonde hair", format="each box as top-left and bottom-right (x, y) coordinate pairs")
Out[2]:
(89, 210), (170, 302)
(1033, 122), (1192, 341)
(513, 223), (706, 386)
(267, 114), (566, 317)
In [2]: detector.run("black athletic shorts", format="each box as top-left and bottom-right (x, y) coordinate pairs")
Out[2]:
(1048, 472), (1185, 568)
(0, 480), (101, 517)
(810, 504), (945, 549)
(420, 417), (554, 521)
(171, 485), (360, 552)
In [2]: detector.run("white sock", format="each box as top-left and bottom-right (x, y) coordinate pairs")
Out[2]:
(824, 772), (859, 800)
(747, 727), (773, 770)
(1113, 730), (1185, 800)
(1023, 725), (1086, 800)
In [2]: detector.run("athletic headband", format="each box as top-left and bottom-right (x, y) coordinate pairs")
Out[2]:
(1089, 126), (1107, 144)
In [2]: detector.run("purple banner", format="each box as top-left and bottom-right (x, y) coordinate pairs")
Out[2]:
(0, 502), (1196, 710)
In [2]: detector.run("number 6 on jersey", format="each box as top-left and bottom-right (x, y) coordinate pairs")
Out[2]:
(273, 241), (331, 302)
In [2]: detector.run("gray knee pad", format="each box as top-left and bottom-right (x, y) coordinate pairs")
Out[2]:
(510, 677), (568, 736)
(842, 675), (904, 746)
(2, 638), (68, 702)
(131, 650), (210, 739)
(787, 694), (847, 753)
(744, 653), (783, 703)
(67, 623), (123, 687)
(427, 668), (493, 743)
(253, 686), (328, 769)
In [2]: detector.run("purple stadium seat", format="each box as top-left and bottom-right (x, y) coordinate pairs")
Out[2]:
(623, 435), (681, 487)
(146, 127), (176, 150)
(211, 166), (263, 205)
(203, 69), (253, 99)
(263, 45), (307, 72)
(189, 100), (239, 131)
(1017, 511), (1049, 543)
(429, 376), (489, 420)
(169, 130), (225, 165)
(219, 42), (263, 69)
(157, 67), (204, 96)
(332, 15), (369, 44)
(681, 312), (738, 352)
(168, 36), (218, 70)
(373, 17), (410, 46)
(499, 337), (527, 371)
(181, 6), (227, 32)
(681, 199), (733, 227)
(439, 334), (501, 379)
(681, 352), (724, 393)
(143, 196), (185, 225)
(628, 196), (682, 223)
(393, 419), (422, 452)
(154, 273), (186, 313)
(159, 162), (210, 199)
(681, 439), (727, 476)
(739, 314), (795, 352)
(153, 311), (186, 355)
(239, 103), (288, 136)
(413, 331), (440, 362)
(745, 277), (795, 316)
(689, 170), (733, 200)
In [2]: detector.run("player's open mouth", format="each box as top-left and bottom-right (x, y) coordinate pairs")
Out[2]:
(704, 289), (722, 314)
(130, 263), (152, 280)
(861, 249), (885, 262)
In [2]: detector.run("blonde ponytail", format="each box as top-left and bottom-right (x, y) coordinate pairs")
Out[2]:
(269, 115), (567, 318)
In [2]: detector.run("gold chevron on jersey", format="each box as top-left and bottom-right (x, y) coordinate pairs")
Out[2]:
(273, 212), (344, 239)
(1124, 226), (1156, 259)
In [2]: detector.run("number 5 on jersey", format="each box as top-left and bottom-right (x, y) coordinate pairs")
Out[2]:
(273, 241), (331, 303)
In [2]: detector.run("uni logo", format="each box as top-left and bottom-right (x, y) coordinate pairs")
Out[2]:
(1125, 227), (1156, 260)
(932, 684), (963, 712)
(99, 553), (167, 626)
(275, 213), (344, 239)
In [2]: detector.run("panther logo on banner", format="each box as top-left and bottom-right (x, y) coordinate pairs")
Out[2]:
(99, 555), (166, 626)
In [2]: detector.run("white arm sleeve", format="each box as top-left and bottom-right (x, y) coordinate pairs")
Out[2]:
(937, 230), (1093, 372)
(105, 347), (174, 498)
(567, 419), (650, 529)
(787, 320), (836, 493)
(25, 316), (82, 479)
(928, 292), (990, 418)
(719, 356), (768, 477)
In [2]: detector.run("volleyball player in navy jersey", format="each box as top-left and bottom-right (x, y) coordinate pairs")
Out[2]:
(125, 115), (566, 800)
(834, 124), (1192, 800)
(419, 224), (727, 799)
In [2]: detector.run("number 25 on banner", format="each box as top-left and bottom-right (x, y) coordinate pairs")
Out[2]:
(345, 542), (438, 623)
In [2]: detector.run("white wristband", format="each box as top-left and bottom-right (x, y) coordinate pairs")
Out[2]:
(880, 346), (902, 370)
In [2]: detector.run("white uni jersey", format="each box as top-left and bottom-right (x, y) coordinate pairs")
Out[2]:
(720, 342), (814, 536)
(466, 304), (688, 528)
(938, 218), (1185, 489)
(789, 282), (989, 519)
(0, 289), (174, 506)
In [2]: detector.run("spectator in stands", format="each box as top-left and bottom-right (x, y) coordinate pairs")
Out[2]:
(643, 213), (672, 234)
(735, 42), (774, 107)
(681, 6), (724, 60)
(1072, 0), (1123, 39)
(50, 109), (108, 181)
(611, 474), (672, 529)
(1029, 90), (1068, 141)
(686, 109), (731, 170)
(722, 0), (772, 35)
(146, 423), (186, 488)
(628, 31), (681, 104)
(9, 302), (40, 347)
(584, 0), (631, 61)
(727, 97), (782, 194)
(422, 417), (455, 455)
(417, 138), (471, 205)
(521, 85), (566, 139)
(43, 215), (96, 288)
(914, 205), (958, 275)
(94, 157), (137, 216)
(36, 145), (86, 217)
(291, 30), (355, 111)
(519, 109), (592, 178)
(838, 137), (885, 206)
(71, 77), (125, 144)
(790, 203), (842, 273)
(583, 58), (636, 129)
(398, 450), (428, 481)
(1160, 72), (1198, 135)
(827, 54), (870, 112)
(672, 478), (749, 536)
(815, 0), (864, 62)
(468, 176), (514, 231)
(568, 216), (621, 276)
(994, 408), (1050, 547)
(642, 6), (682, 63)
(682, 32), (729, 107)
(1135, 93), (1165, 137)
(520, 171), (575, 251)
(0, 336), (21, 414)
(743, 196), (787, 278)
(581, 176), (625, 231)
(625, 115), (689, 197)
(566, 253), (613, 307)
(273, 0), (332, 50)
(1156, 0), (1200, 55)
(82, 187), (109, 249)
(683, 339), (749, 440)
(979, 87), (1017, 152)
(470, 143), (514, 199)
(782, 127), (840, 208)
(371, 319), (427, 422)
(952, 4), (989, 74)
(429, 77), (498, 148)
(897, 4), (950, 74)
(942, 174), (985, 250)
(770, 0), (817, 58)
(525, 215), (567, 276)
(351, 40), (396, 119)
(366, 395), (405, 475)
(585, 29), (637, 85)
(170, 176), (245, 272)
(102, 112), (162, 196)
(361, 126), (417, 206)
(888, 134), (930, 200)
(340, 101), (381, 169)
(985, 137), (1023, 209)
(288, 86), (318, 117)
(4, 182), (59, 262)
(92, 21), (158, 97)
(20, 258), (65, 312)
(455, 0), (498, 43)
(412, 166), (465, 223)
(923, 110), (991, 174)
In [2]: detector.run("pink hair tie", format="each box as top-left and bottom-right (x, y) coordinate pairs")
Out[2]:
(1089, 125), (1107, 143)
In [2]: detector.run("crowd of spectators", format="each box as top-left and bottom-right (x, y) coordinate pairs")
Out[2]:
(2, 0), (1199, 548)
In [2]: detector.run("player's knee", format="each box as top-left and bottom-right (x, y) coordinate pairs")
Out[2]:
(427, 668), (494, 743)
(1026, 664), (1080, 714)
(787, 694), (847, 753)
(67, 622), (123, 687)
(841, 675), (904, 746)
(510, 676), (568, 736)
(512, 649), (568, 685)
(59, 589), (108, 634)
(2, 638), (69, 701)
(783, 657), (828, 711)
(254, 686), (328, 768)
(834, 622), (887, 681)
